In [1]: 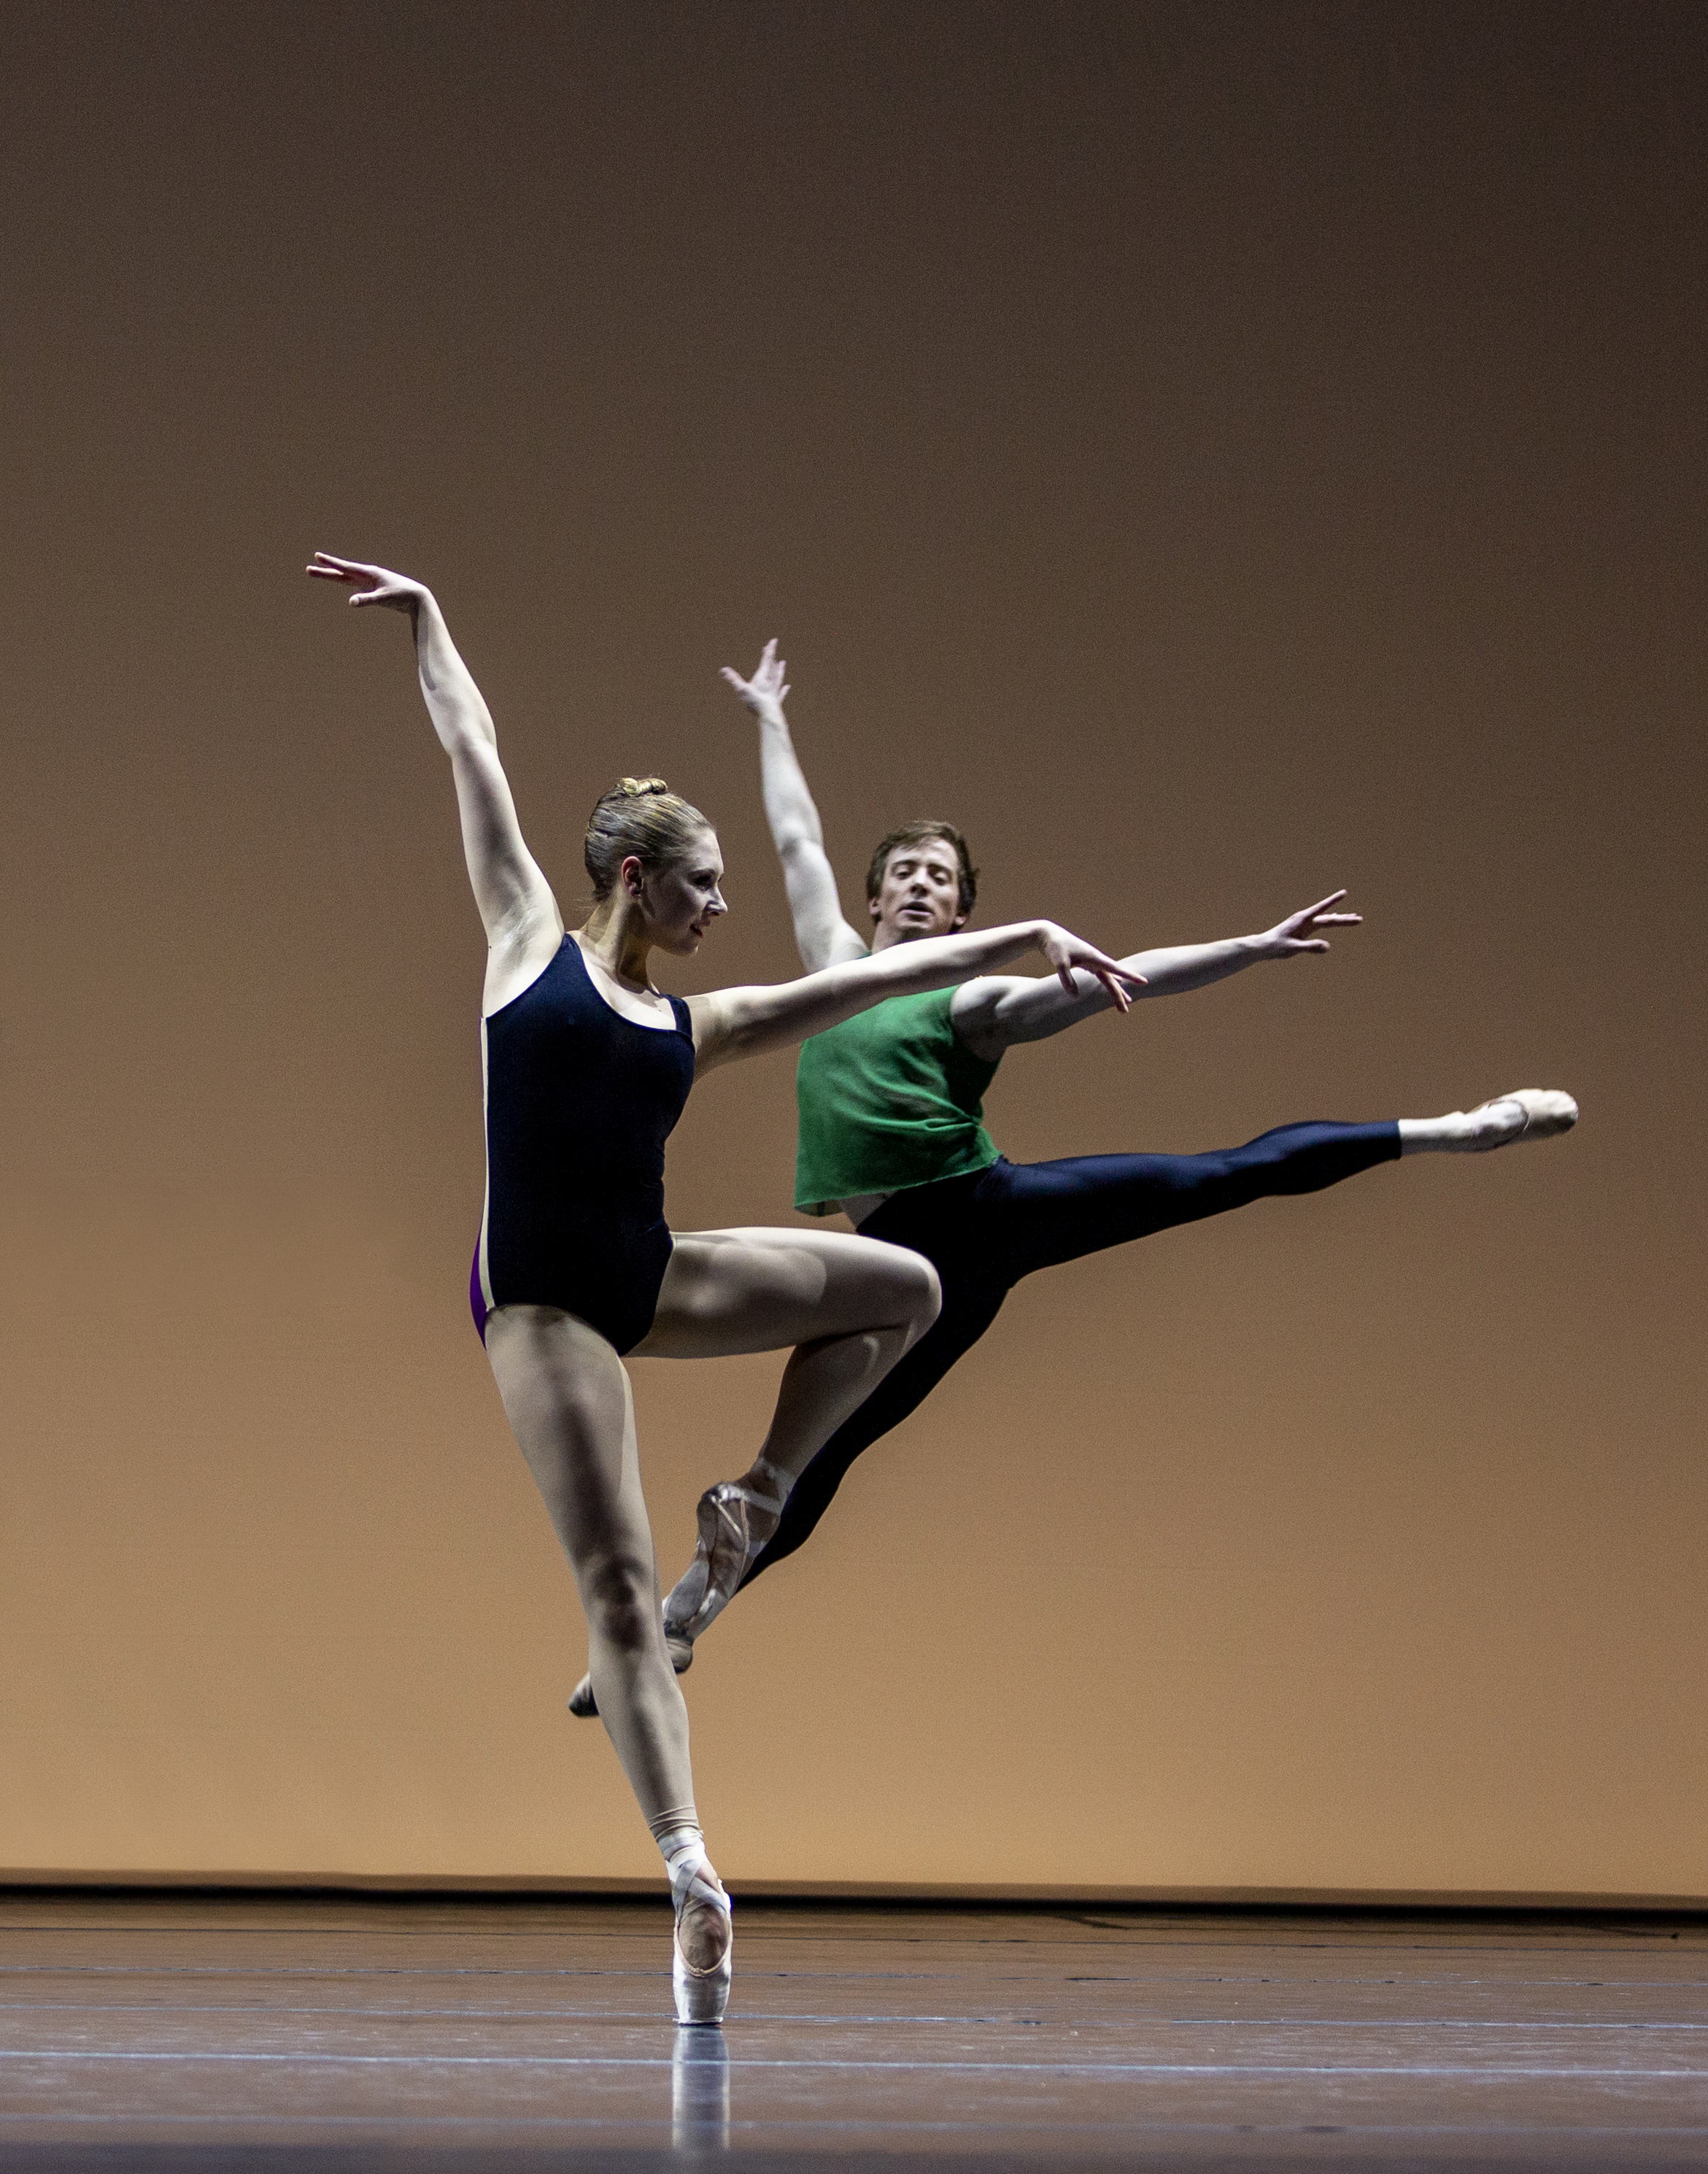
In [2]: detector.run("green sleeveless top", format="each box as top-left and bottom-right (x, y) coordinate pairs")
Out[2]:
(795, 987), (1002, 1214)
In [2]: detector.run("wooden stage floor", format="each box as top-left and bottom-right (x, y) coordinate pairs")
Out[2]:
(0, 1890), (1704, 2170)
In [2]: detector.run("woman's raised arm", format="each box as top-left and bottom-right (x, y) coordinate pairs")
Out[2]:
(307, 556), (559, 955)
(689, 919), (1143, 1071)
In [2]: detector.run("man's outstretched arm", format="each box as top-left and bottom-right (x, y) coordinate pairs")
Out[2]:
(950, 891), (1362, 1057)
(722, 641), (870, 972)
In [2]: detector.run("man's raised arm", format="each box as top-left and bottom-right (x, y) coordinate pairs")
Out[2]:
(721, 641), (869, 972)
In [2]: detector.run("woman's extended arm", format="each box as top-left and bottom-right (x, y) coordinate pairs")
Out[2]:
(307, 555), (559, 957)
(721, 642), (869, 971)
(948, 893), (1362, 1057)
(689, 919), (1143, 1071)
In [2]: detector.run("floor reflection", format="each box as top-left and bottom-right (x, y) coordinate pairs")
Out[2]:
(671, 2024), (730, 2151)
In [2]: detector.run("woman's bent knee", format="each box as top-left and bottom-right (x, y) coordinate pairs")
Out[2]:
(897, 1251), (941, 1338)
(580, 1553), (658, 1655)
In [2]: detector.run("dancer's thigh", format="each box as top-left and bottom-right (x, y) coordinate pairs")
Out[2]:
(482, 1304), (655, 1592)
(635, 1227), (939, 1360)
(996, 1123), (1398, 1281)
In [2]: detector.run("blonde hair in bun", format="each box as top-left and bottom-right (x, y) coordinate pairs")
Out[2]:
(584, 777), (714, 901)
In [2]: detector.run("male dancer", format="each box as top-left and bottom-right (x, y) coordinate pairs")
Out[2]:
(571, 642), (1576, 1714)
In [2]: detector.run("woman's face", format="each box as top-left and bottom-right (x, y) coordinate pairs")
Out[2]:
(629, 828), (728, 955)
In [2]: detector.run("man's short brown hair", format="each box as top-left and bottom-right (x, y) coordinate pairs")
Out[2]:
(865, 823), (979, 919)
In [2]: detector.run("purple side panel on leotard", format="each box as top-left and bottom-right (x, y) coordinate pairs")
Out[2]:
(469, 1244), (489, 1344)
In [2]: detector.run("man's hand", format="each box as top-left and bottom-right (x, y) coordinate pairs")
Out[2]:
(306, 552), (431, 613)
(1252, 890), (1363, 960)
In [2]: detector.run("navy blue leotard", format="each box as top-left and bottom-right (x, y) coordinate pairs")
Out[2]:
(469, 935), (695, 1353)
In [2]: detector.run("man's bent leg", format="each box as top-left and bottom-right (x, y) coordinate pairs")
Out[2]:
(739, 1260), (1010, 1586)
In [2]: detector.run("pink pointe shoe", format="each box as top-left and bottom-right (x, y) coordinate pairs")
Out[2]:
(1465, 1088), (1579, 1148)
(665, 1838), (733, 2027)
(673, 1898), (733, 2027)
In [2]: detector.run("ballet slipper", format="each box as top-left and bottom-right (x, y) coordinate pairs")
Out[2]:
(1465, 1088), (1579, 1147)
(661, 1478), (786, 1649)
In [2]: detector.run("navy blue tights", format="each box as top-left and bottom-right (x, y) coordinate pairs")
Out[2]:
(738, 1119), (1402, 1588)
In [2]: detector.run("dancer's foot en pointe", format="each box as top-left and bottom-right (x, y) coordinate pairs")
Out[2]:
(656, 1822), (733, 2027)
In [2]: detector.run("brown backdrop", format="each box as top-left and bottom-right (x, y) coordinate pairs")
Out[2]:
(3, 1), (1704, 1896)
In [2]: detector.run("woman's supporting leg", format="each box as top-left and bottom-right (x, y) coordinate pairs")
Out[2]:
(483, 1303), (730, 1993)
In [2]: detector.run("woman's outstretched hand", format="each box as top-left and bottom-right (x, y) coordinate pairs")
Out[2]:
(306, 552), (430, 612)
(1034, 923), (1147, 1010)
(1255, 890), (1363, 959)
(720, 638), (789, 724)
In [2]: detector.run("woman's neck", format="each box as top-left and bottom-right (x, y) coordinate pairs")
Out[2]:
(579, 901), (655, 990)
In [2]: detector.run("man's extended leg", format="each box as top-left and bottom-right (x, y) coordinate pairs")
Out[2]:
(989, 1119), (1403, 1279)
(748, 1122), (1399, 1585)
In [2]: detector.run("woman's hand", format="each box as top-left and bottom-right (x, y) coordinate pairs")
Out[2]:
(1032, 923), (1148, 1010)
(1253, 890), (1363, 960)
(306, 552), (431, 612)
(720, 637), (790, 725)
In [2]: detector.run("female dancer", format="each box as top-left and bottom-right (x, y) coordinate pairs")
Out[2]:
(599, 643), (1577, 1689)
(306, 558), (1138, 2023)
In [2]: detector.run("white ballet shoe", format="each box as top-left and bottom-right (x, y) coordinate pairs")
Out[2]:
(661, 1473), (787, 1649)
(662, 1835), (733, 2027)
(1465, 1087), (1579, 1149)
(673, 1902), (733, 2027)
(567, 1630), (693, 1722)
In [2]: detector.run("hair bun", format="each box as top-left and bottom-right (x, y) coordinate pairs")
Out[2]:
(614, 776), (670, 798)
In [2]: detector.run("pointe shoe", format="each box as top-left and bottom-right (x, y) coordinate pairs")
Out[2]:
(1466, 1088), (1579, 1148)
(661, 1477), (786, 1649)
(673, 1899), (733, 2027)
(567, 1630), (694, 1722)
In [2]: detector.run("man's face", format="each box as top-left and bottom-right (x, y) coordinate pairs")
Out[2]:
(868, 836), (966, 948)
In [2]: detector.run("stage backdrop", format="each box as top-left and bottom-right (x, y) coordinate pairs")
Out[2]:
(3, 1), (1704, 1899)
